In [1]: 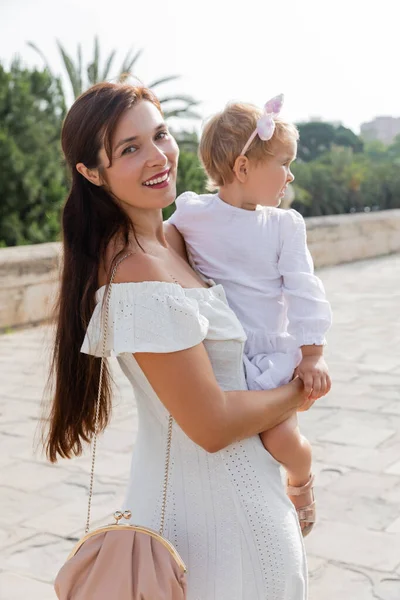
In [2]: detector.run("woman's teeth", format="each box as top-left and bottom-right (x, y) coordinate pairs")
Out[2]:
(143, 172), (169, 186)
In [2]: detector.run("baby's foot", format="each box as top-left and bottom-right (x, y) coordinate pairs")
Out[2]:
(287, 474), (316, 537)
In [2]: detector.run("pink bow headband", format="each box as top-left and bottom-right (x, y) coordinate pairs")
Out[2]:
(240, 94), (284, 156)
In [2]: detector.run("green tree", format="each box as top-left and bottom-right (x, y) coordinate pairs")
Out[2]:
(28, 36), (200, 120)
(334, 125), (364, 154)
(162, 149), (207, 220)
(0, 60), (67, 246)
(363, 140), (388, 162)
(297, 121), (363, 162)
(387, 134), (400, 163)
(293, 161), (345, 216)
(296, 122), (336, 162)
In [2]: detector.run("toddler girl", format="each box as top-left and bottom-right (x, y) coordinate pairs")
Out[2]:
(169, 95), (332, 535)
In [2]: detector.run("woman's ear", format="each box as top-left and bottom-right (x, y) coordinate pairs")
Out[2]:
(233, 155), (249, 183)
(76, 163), (102, 186)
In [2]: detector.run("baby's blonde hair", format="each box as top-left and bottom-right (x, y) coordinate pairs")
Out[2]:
(199, 102), (299, 190)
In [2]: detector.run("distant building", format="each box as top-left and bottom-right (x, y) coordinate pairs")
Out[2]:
(360, 116), (400, 144)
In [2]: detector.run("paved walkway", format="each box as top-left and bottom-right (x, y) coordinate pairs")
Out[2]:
(1, 254), (400, 599)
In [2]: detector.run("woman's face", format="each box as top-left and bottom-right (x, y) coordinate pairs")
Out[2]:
(98, 100), (179, 211)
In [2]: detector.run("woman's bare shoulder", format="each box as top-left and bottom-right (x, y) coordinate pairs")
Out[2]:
(113, 251), (169, 285)
(99, 243), (169, 287)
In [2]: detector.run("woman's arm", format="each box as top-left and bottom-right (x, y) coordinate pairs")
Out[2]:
(135, 343), (309, 453)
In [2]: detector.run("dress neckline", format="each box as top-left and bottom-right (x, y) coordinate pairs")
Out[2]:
(95, 280), (225, 302)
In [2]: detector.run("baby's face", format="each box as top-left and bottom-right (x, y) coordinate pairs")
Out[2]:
(246, 140), (297, 208)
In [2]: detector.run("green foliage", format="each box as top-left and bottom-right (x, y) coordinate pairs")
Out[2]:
(297, 121), (364, 163)
(163, 149), (207, 220)
(176, 150), (207, 197)
(0, 60), (67, 246)
(293, 141), (400, 217)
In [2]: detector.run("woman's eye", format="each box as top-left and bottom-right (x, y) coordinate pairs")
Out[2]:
(156, 130), (169, 140)
(122, 145), (137, 155)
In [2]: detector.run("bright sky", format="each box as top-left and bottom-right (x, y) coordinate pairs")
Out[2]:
(1, 0), (399, 133)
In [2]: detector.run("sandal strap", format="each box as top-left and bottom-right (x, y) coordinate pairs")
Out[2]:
(287, 474), (315, 496)
(297, 501), (316, 523)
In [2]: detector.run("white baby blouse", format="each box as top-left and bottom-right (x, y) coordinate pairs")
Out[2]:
(169, 192), (332, 390)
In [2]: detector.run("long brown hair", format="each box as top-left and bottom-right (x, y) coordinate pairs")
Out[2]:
(46, 82), (161, 462)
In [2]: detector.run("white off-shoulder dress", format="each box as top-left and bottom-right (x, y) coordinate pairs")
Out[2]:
(81, 281), (308, 600)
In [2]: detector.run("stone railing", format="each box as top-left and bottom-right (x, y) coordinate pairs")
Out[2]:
(0, 242), (61, 331)
(1, 209), (400, 331)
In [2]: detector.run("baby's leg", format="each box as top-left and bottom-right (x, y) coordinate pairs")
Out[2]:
(260, 415), (313, 514)
(246, 350), (314, 529)
(260, 414), (311, 483)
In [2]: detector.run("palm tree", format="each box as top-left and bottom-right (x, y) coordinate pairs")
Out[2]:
(27, 36), (200, 120)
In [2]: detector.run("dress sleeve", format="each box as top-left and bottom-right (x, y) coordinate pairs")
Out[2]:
(81, 282), (209, 357)
(278, 210), (332, 346)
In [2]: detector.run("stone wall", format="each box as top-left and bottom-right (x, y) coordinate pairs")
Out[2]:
(1, 209), (400, 331)
(306, 209), (400, 267)
(0, 242), (61, 331)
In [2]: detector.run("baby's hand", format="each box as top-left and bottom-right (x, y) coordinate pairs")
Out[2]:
(294, 355), (331, 400)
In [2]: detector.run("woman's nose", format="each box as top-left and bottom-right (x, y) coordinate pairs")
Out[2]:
(147, 143), (168, 167)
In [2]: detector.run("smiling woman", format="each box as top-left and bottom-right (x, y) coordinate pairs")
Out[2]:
(46, 81), (312, 600)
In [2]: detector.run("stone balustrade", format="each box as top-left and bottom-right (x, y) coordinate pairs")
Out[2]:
(1, 209), (399, 330)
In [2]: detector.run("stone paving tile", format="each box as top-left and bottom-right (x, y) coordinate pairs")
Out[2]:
(308, 562), (376, 600)
(1, 253), (400, 599)
(305, 521), (400, 571)
(386, 515), (400, 533)
(0, 525), (38, 552)
(0, 572), (56, 600)
(2, 534), (73, 583)
(0, 487), (61, 528)
(317, 420), (396, 448)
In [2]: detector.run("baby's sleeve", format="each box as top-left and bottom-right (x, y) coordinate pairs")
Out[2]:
(278, 209), (332, 346)
(167, 191), (200, 235)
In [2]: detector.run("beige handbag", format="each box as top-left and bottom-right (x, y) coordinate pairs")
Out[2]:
(55, 255), (188, 599)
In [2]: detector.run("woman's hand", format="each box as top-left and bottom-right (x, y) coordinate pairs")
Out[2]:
(288, 376), (318, 412)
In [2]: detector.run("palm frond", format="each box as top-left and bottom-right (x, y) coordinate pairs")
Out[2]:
(148, 75), (180, 89)
(77, 43), (83, 94)
(101, 49), (116, 81)
(56, 39), (82, 98)
(27, 42), (53, 73)
(93, 35), (100, 81)
(120, 48), (143, 76)
(157, 94), (199, 107)
(164, 108), (201, 120)
(88, 37), (100, 85)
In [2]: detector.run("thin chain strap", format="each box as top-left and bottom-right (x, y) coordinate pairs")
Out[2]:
(85, 253), (174, 536)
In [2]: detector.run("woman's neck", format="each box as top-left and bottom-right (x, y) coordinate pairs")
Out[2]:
(124, 206), (168, 247)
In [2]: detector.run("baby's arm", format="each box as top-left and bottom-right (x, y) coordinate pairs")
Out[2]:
(278, 210), (332, 400)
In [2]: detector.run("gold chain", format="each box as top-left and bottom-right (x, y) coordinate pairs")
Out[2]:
(85, 252), (174, 536)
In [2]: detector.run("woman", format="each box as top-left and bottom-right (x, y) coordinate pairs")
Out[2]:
(47, 82), (316, 599)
